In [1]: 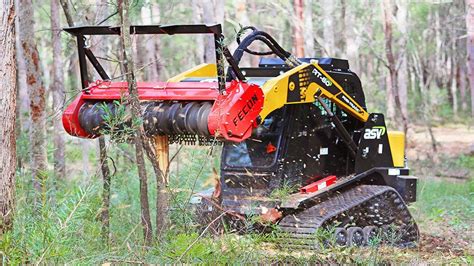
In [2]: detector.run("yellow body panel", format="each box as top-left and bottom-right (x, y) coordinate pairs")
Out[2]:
(167, 64), (217, 82)
(388, 131), (405, 167)
(259, 62), (369, 122)
(259, 64), (307, 120)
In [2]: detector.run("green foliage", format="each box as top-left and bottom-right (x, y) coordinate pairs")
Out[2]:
(3, 153), (473, 263)
(414, 178), (474, 231)
(0, 173), (103, 264)
(269, 180), (298, 200)
(456, 154), (474, 170)
(16, 130), (30, 166)
(98, 101), (139, 143)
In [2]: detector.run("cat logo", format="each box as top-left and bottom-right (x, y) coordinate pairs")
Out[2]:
(363, 126), (386, 139)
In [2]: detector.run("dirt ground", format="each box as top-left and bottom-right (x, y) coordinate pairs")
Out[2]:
(406, 124), (474, 181)
(406, 124), (474, 261)
(407, 124), (474, 161)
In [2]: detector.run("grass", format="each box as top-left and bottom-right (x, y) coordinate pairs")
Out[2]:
(414, 178), (473, 231)
(269, 180), (298, 200)
(1, 139), (473, 263)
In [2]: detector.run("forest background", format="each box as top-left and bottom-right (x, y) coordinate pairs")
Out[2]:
(0, 0), (473, 264)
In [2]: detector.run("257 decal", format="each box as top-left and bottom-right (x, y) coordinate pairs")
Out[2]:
(363, 126), (386, 139)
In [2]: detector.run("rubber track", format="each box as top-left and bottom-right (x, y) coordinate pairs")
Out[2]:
(276, 185), (419, 248)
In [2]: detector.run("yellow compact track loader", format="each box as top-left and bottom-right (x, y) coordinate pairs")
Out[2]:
(63, 24), (418, 247)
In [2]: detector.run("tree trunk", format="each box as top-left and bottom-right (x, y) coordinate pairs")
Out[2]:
(382, 0), (397, 123)
(141, 2), (161, 80)
(91, 4), (113, 239)
(234, 0), (252, 66)
(138, 2), (170, 240)
(321, 0), (335, 56)
(18, 0), (47, 198)
(303, 0), (315, 57)
(466, 0), (474, 117)
(59, 0), (74, 27)
(202, 0), (215, 62)
(99, 136), (111, 242)
(458, 64), (468, 112)
(152, 136), (169, 238)
(119, 0), (153, 245)
(51, 0), (66, 180)
(395, 0), (409, 123)
(293, 0), (305, 57)
(201, 0), (224, 63)
(0, 0), (17, 235)
(450, 41), (458, 116)
(191, 0), (205, 64)
(343, 0), (360, 73)
(14, 10), (28, 128)
(382, 0), (407, 133)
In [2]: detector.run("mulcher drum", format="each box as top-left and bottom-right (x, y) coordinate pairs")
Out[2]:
(276, 185), (419, 248)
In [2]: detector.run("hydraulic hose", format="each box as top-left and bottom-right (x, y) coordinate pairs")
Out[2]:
(236, 26), (274, 56)
(227, 27), (302, 80)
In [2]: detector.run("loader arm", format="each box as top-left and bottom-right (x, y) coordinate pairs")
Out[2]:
(258, 62), (369, 123)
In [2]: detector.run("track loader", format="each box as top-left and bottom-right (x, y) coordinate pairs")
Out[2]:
(63, 24), (419, 247)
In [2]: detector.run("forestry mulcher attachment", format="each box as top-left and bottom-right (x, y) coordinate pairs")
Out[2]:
(63, 24), (419, 247)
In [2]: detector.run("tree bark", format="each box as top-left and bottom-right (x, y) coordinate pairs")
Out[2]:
(118, 0), (153, 245)
(202, 0), (215, 63)
(14, 8), (28, 131)
(395, 0), (409, 122)
(91, 4), (113, 239)
(51, 0), (66, 180)
(466, 0), (474, 117)
(293, 0), (305, 57)
(18, 0), (47, 198)
(382, 0), (407, 133)
(141, 2), (161, 80)
(99, 136), (111, 242)
(201, 0), (224, 63)
(303, 0), (314, 57)
(152, 136), (169, 238)
(450, 40), (458, 116)
(191, 0), (205, 64)
(234, 0), (252, 66)
(321, 0), (335, 56)
(139, 1), (169, 239)
(382, 0), (396, 122)
(0, 0), (17, 235)
(343, 0), (360, 73)
(59, 0), (74, 27)
(458, 64), (468, 112)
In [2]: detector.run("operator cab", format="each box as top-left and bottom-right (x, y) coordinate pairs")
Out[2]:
(224, 108), (285, 170)
(220, 57), (367, 195)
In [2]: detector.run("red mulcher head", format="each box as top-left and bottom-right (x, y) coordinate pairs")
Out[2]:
(62, 80), (264, 143)
(62, 24), (264, 144)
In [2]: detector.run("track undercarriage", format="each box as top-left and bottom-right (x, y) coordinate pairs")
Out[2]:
(195, 183), (419, 248)
(276, 185), (419, 248)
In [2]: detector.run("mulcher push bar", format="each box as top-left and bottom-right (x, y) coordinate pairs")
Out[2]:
(64, 24), (246, 92)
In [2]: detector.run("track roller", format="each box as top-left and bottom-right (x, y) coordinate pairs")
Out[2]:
(334, 228), (348, 246)
(347, 227), (364, 246)
(363, 225), (379, 245)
